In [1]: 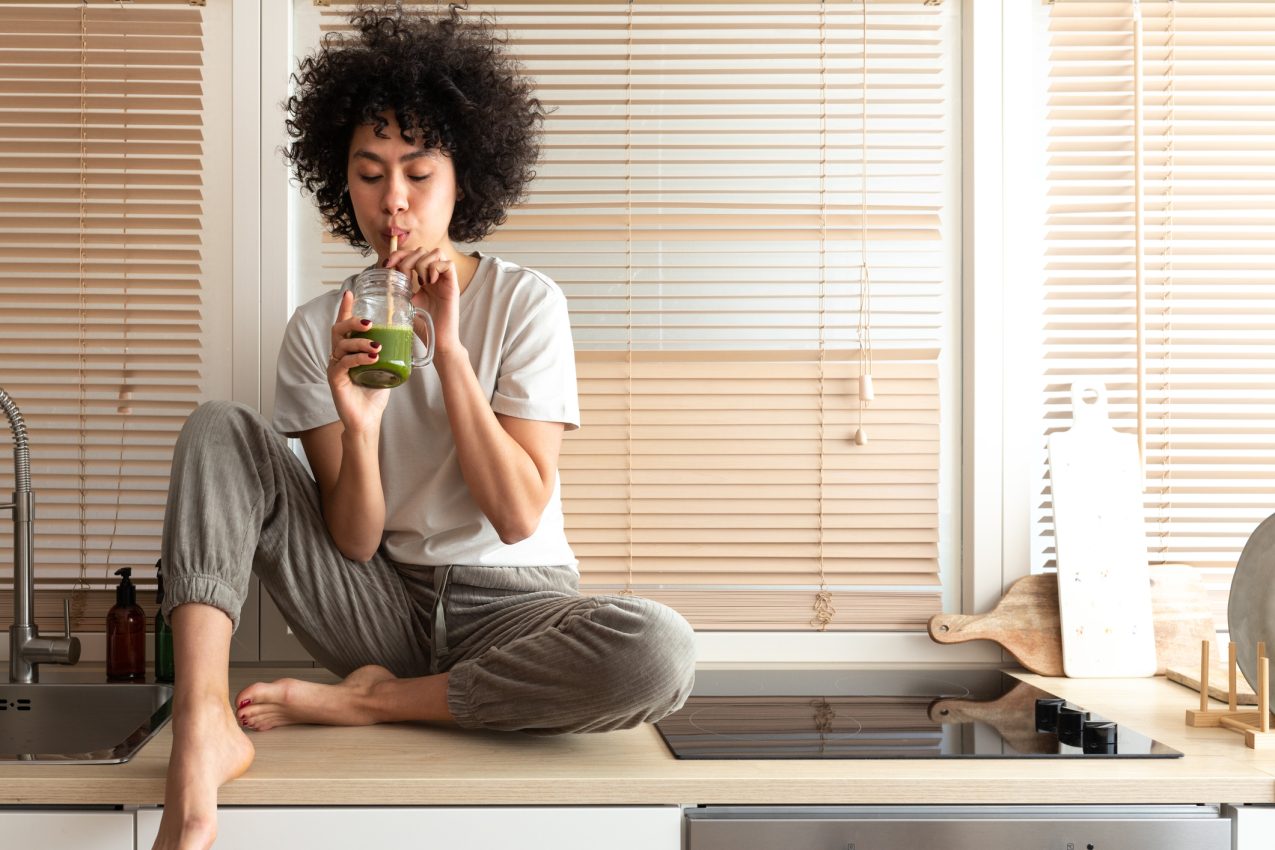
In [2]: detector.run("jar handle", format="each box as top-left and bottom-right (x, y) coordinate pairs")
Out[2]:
(411, 308), (435, 367)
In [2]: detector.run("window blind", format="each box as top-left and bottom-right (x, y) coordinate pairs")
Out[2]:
(0, 1), (222, 631)
(1037, 0), (1275, 626)
(309, 1), (956, 630)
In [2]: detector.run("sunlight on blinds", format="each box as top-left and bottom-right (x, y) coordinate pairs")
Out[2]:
(0, 1), (227, 629)
(1037, 0), (1275, 627)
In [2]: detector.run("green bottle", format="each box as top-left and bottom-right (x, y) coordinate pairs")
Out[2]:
(154, 559), (174, 684)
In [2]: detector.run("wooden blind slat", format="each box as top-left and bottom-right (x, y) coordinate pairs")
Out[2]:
(0, 1), (212, 590)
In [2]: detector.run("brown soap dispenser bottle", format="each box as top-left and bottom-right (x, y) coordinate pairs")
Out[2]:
(106, 567), (146, 683)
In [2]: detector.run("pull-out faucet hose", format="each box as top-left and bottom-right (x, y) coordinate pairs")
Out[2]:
(0, 387), (30, 494)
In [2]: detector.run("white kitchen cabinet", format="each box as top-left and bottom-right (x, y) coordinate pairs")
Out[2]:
(136, 805), (681, 850)
(0, 810), (134, 850)
(1227, 804), (1275, 850)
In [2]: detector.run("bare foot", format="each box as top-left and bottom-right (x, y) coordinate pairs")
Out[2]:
(234, 664), (397, 731)
(151, 696), (255, 850)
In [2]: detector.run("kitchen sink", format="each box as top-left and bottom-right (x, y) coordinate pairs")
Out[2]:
(1, 389), (172, 764)
(0, 682), (173, 764)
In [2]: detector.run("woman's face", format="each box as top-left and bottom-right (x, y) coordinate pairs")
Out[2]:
(346, 112), (458, 261)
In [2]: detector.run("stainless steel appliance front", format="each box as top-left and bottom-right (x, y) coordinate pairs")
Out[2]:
(685, 805), (1231, 850)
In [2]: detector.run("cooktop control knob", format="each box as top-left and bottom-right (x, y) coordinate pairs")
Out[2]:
(1035, 697), (1066, 733)
(1082, 720), (1118, 754)
(1057, 706), (1089, 747)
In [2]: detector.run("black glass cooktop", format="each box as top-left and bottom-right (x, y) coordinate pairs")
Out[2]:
(654, 668), (1182, 760)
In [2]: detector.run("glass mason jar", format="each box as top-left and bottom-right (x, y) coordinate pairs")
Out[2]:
(347, 268), (435, 389)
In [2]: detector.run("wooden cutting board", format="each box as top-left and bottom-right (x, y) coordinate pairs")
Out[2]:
(927, 564), (1215, 677)
(1048, 381), (1157, 677)
(928, 679), (1059, 754)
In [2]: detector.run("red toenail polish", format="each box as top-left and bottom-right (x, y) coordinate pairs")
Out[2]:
(239, 699), (250, 708)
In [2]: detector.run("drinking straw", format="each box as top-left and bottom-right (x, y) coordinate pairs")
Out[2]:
(387, 235), (398, 326)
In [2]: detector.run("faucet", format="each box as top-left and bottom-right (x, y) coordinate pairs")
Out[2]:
(2, 387), (80, 683)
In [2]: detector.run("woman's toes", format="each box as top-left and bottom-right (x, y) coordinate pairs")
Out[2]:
(240, 710), (272, 732)
(234, 689), (258, 711)
(237, 681), (292, 710)
(235, 680), (276, 708)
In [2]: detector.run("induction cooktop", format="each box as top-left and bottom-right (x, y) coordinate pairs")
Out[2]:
(653, 668), (1182, 760)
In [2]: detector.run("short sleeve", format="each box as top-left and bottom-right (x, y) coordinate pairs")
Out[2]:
(491, 288), (581, 430)
(272, 294), (341, 437)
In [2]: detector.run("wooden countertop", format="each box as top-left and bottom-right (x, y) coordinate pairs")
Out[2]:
(2, 666), (1274, 807)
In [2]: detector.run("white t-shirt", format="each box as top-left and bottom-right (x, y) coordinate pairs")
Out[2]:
(273, 253), (580, 570)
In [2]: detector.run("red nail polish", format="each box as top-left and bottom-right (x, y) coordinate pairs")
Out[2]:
(360, 319), (371, 326)
(239, 699), (250, 708)
(241, 718), (248, 726)
(371, 341), (381, 350)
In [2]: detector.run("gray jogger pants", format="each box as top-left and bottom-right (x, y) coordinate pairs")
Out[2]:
(160, 401), (697, 734)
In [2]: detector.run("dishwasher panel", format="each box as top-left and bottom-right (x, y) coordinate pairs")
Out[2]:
(685, 805), (1231, 850)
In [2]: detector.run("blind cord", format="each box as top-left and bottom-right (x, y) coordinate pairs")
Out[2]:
(104, 4), (131, 582)
(811, 0), (834, 631)
(854, 0), (874, 447)
(72, 2), (90, 628)
(1157, 0), (1176, 556)
(1133, 0), (1147, 465)
(622, 0), (635, 597)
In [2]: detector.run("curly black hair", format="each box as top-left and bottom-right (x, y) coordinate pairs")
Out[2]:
(284, 5), (545, 249)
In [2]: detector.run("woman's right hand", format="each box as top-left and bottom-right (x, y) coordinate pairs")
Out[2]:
(328, 290), (391, 432)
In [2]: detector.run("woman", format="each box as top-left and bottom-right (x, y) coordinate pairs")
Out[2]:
(152, 9), (696, 850)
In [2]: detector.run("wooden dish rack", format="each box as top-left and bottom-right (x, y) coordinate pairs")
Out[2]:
(1184, 640), (1275, 749)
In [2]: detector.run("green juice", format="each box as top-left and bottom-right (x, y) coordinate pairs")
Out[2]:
(349, 324), (415, 388)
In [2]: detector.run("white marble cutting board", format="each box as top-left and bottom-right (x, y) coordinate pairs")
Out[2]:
(1048, 381), (1157, 678)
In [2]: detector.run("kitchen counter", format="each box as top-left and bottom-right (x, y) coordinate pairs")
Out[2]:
(2, 666), (1274, 807)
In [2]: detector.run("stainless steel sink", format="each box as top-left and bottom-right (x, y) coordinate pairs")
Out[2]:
(1, 390), (172, 763)
(0, 682), (173, 764)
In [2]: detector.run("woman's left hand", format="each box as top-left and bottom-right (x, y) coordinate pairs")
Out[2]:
(384, 247), (462, 359)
